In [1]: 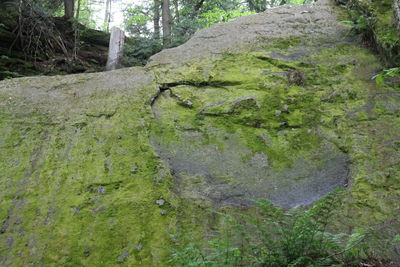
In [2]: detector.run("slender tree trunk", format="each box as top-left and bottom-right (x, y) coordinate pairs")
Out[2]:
(246, 0), (266, 12)
(162, 0), (172, 47)
(262, 0), (267, 10)
(247, 0), (254, 11)
(104, 0), (112, 32)
(393, 0), (400, 35)
(173, 0), (179, 23)
(73, 0), (81, 59)
(64, 0), (75, 19)
(106, 27), (125, 71)
(154, 0), (161, 40)
(193, 0), (205, 13)
(75, 0), (81, 19)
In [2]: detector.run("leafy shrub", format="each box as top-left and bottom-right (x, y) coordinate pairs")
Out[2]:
(122, 37), (162, 66)
(198, 8), (254, 28)
(0, 70), (22, 80)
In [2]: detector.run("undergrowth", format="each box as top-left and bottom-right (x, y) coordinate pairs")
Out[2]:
(169, 189), (400, 266)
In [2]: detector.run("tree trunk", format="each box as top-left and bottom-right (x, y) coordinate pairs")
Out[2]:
(393, 0), (400, 35)
(162, 0), (172, 47)
(73, 0), (81, 59)
(154, 0), (161, 40)
(106, 27), (125, 71)
(64, 0), (75, 19)
(194, 0), (205, 12)
(104, 0), (112, 32)
(75, 0), (81, 19)
(246, 0), (267, 12)
(173, 0), (179, 23)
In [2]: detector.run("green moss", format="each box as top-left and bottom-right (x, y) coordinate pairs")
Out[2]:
(150, 36), (400, 243)
(152, 43), (380, 169)
(270, 37), (302, 49)
(1, 7), (400, 264)
(0, 78), (183, 266)
(341, 0), (400, 65)
(257, 37), (302, 50)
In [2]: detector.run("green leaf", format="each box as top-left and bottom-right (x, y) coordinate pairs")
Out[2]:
(341, 20), (355, 26)
(372, 67), (400, 85)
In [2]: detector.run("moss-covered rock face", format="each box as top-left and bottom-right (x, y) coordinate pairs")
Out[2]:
(150, 49), (355, 208)
(0, 69), (177, 266)
(0, 0), (399, 265)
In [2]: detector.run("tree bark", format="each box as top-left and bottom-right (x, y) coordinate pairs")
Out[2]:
(104, 0), (112, 32)
(75, 0), (81, 19)
(106, 27), (125, 71)
(393, 0), (400, 35)
(154, 0), (161, 40)
(73, 0), (81, 59)
(162, 0), (172, 47)
(64, 0), (75, 19)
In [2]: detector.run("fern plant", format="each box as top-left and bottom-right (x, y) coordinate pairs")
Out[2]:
(372, 67), (400, 85)
(169, 189), (400, 266)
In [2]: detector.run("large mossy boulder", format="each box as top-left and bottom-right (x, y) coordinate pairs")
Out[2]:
(0, 0), (399, 265)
